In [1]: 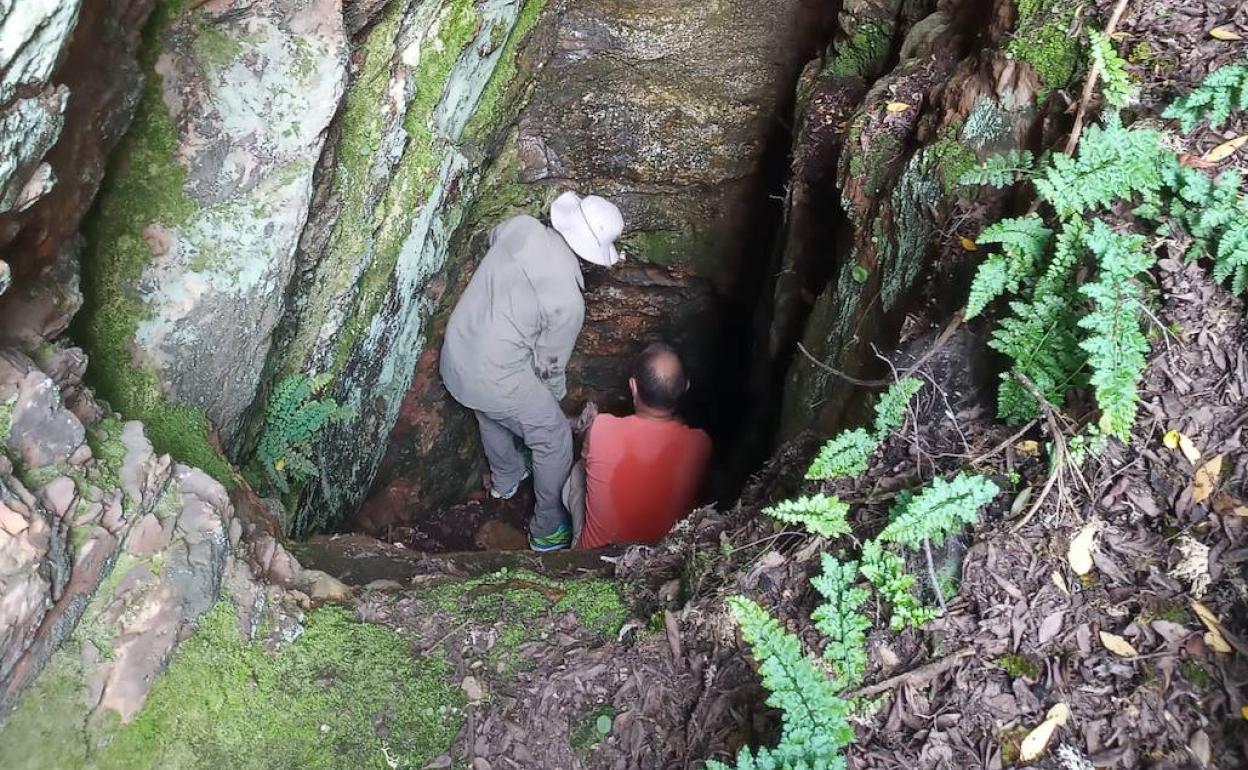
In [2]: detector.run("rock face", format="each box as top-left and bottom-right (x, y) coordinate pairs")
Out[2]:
(0, 342), (322, 721)
(350, 0), (833, 533)
(772, 0), (1047, 439)
(0, 0), (154, 340)
(76, 0), (347, 451)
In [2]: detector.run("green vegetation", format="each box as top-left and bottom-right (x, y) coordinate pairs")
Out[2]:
(708, 598), (854, 770)
(569, 705), (615, 762)
(805, 376), (923, 481)
(254, 373), (353, 493)
(877, 472), (1000, 549)
(74, 0), (234, 487)
(764, 494), (851, 537)
(462, 0), (551, 144)
(0, 603), (463, 770)
(962, 60), (1248, 440)
(717, 380), (1000, 768)
(1088, 30), (1136, 109)
(1007, 0), (1084, 93)
(994, 653), (1041, 679)
(1161, 62), (1248, 133)
(860, 541), (938, 631)
(824, 21), (891, 79)
(810, 554), (870, 686)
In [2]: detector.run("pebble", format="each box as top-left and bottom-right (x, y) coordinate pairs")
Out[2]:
(461, 675), (484, 702)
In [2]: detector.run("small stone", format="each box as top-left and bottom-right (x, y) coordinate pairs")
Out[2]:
(460, 675), (484, 702)
(424, 755), (452, 769)
(473, 759), (492, 770)
(363, 578), (403, 591)
(319, 724), (330, 733)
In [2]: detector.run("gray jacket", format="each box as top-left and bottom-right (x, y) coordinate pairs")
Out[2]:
(440, 214), (585, 411)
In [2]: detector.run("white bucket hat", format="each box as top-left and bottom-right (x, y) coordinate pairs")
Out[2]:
(550, 191), (624, 267)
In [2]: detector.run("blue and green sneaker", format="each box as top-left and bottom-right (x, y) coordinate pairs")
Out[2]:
(529, 524), (572, 552)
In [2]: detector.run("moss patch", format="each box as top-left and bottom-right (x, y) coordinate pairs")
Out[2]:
(1008, 0), (1084, 94)
(0, 602), (464, 770)
(569, 704), (615, 762)
(461, 0), (550, 145)
(824, 20), (892, 79)
(328, 0), (483, 377)
(993, 653), (1041, 679)
(73, 0), (234, 487)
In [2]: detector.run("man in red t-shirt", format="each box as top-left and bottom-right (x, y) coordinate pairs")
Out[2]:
(562, 344), (712, 549)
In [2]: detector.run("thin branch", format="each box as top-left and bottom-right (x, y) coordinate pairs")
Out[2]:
(923, 537), (948, 613)
(796, 311), (965, 388)
(1009, 372), (1070, 531)
(848, 648), (975, 699)
(1064, 0), (1133, 155)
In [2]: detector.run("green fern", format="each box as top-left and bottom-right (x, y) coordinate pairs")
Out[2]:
(1088, 30), (1135, 109)
(989, 292), (1085, 422)
(806, 428), (875, 480)
(873, 376), (923, 437)
(714, 597), (854, 770)
(959, 149), (1035, 188)
(1076, 223), (1154, 439)
(1162, 62), (1248, 133)
(256, 373), (353, 493)
(764, 494), (851, 538)
(810, 554), (870, 688)
(877, 472), (1000, 549)
(1161, 164), (1248, 294)
(1034, 117), (1166, 218)
(966, 214), (1054, 318)
(859, 541), (938, 631)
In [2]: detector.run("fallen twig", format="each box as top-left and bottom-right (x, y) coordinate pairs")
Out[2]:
(1064, 0), (1133, 155)
(848, 648), (975, 699)
(796, 311), (965, 388)
(1009, 372), (1070, 531)
(923, 537), (948, 613)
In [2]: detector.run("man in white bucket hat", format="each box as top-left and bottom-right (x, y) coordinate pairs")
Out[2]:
(440, 191), (625, 551)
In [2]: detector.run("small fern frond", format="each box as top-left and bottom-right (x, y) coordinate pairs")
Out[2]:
(726, 597), (855, 756)
(1035, 117), (1166, 218)
(806, 428), (877, 480)
(764, 494), (851, 538)
(1162, 62), (1248, 133)
(877, 472), (1000, 549)
(959, 149), (1035, 188)
(1077, 222), (1154, 439)
(810, 553), (870, 688)
(256, 373), (353, 493)
(966, 214), (1054, 317)
(859, 541), (938, 631)
(989, 293), (1085, 422)
(1089, 30), (1135, 109)
(873, 376), (923, 437)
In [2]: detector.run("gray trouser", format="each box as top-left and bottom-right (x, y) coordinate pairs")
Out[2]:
(474, 388), (572, 539)
(562, 460), (587, 547)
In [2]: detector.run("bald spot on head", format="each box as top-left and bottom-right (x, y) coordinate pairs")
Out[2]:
(631, 343), (688, 412)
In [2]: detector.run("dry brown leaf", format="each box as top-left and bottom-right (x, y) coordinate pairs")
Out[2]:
(1099, 631), (1139, 657)
(1068, 521), (1100, 576)
(1051, 571), (1069, 595)
(1015, 440), (1041, 457)
(886, 101), (910, 112)
(959, 235), (978, 251)
(1193, 454), (1223, 503)
(1205, 630), (1233, 654)
(1210, 26), (1243, 41)
(1192, 601), (1233, 653)
(1203, 135), (1248, 163)
(1019, 703), (1070, 762)
(1163, 430), (1202, 464)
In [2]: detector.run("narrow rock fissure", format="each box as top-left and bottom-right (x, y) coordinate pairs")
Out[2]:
(338, 14), (843, 555)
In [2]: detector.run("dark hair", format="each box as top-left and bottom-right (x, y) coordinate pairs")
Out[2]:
(631, 343), (687, 412)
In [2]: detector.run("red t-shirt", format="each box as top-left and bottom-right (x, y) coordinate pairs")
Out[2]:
(578, 414), (712, 549)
